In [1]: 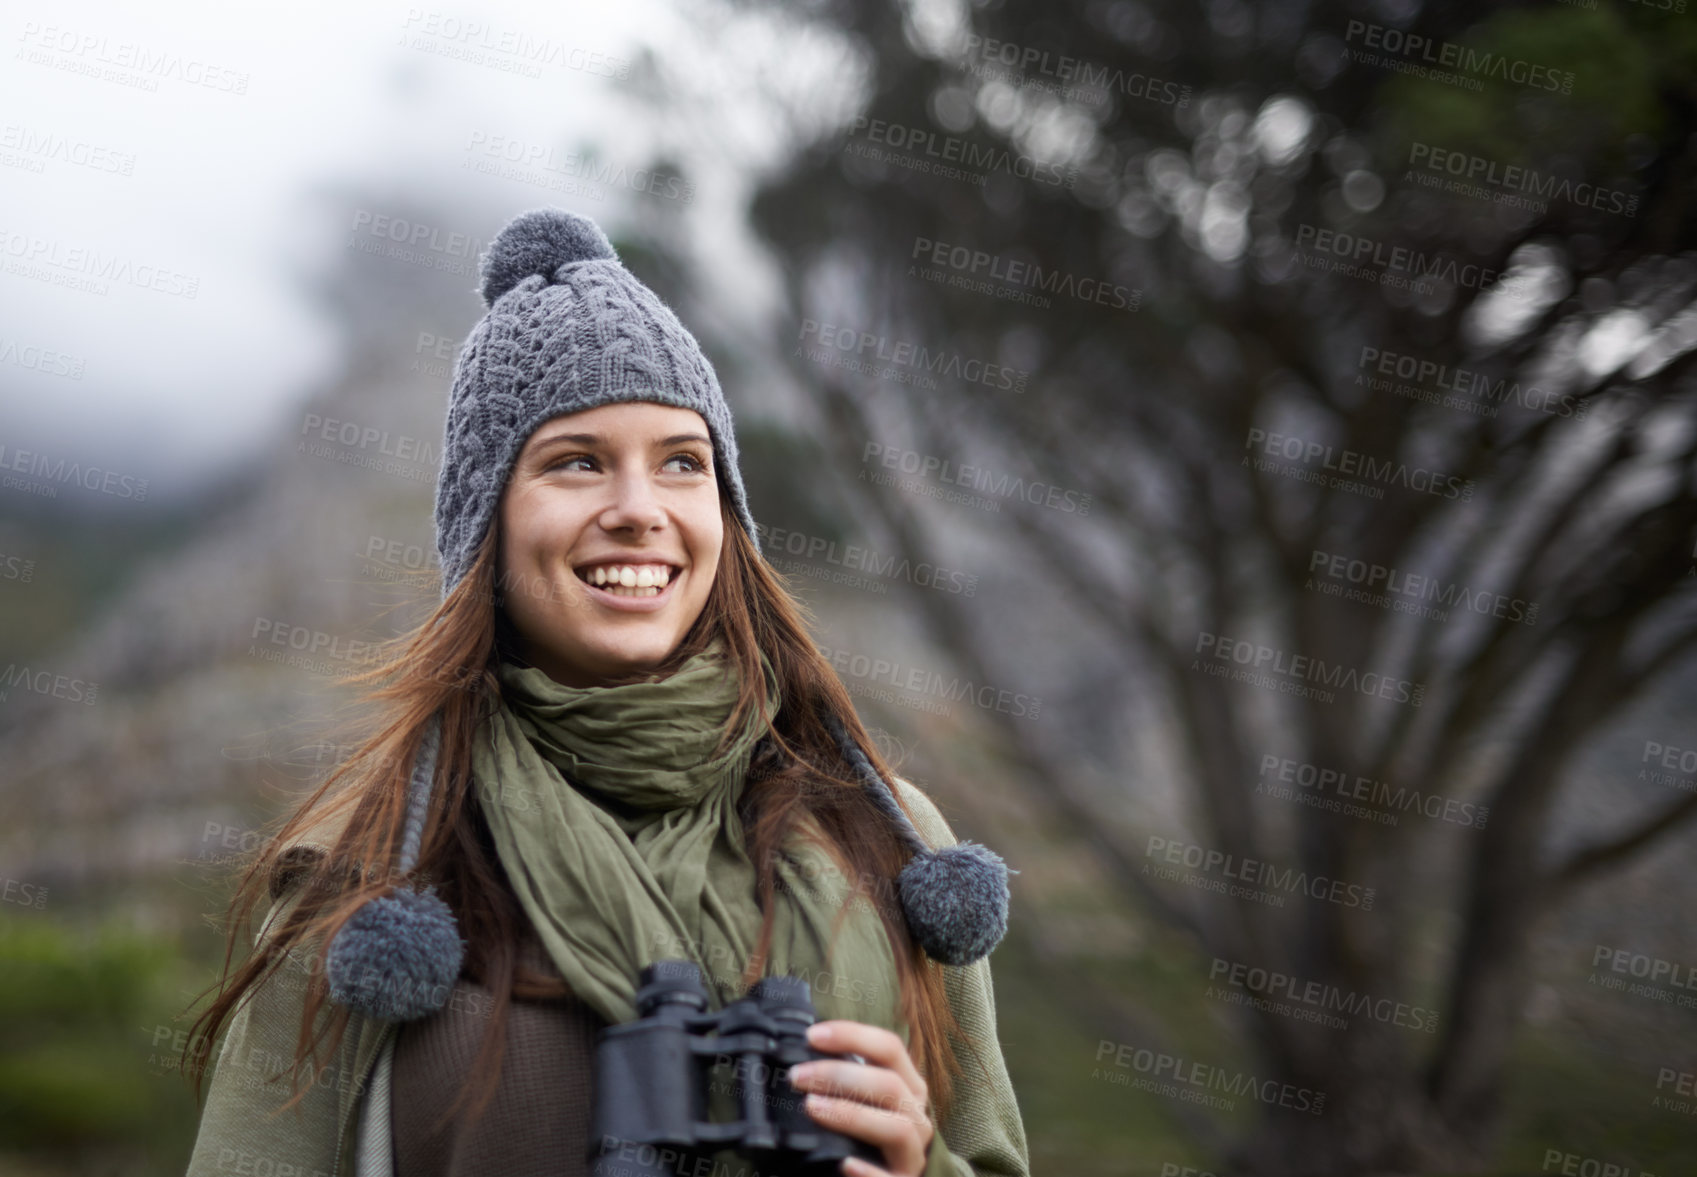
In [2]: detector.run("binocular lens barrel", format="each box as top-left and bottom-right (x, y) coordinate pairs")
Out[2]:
(590, 961), (884, 1177)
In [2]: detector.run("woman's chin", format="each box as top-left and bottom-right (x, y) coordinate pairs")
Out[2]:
(541, 638), (681, 687)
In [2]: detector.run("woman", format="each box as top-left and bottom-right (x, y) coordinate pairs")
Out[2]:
(182, 208), (1030, 1177)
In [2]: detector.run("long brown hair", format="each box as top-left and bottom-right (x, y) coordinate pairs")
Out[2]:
(184, 484), (986, 1127)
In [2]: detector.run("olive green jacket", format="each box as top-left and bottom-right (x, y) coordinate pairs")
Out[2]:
(184, 778), (1030, 1177)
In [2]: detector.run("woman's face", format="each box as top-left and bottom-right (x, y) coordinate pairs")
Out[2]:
(496, 401), (724, 687)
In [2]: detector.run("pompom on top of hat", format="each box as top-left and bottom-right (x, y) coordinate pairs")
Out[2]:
(479, 207), (617, 307)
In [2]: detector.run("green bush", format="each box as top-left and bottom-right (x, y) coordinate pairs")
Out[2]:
(0, 916), (203, 1169)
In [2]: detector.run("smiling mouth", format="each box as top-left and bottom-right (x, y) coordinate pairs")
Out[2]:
(573, 561), (680, 599)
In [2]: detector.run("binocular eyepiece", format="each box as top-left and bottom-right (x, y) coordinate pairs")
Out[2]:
(589, 959), (885, 1177)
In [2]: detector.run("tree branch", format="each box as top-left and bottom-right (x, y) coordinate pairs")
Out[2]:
(1552, 789), (1697, 894)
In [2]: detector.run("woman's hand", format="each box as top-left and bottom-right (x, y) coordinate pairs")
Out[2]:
(787, 1019), (935, 1177)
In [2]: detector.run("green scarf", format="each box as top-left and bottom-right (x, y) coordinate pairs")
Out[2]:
(472, 638), (903, 1036)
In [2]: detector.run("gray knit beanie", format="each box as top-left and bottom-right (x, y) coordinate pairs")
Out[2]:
(322, 208), (1011, 1023)
(432, 207), (760, 593)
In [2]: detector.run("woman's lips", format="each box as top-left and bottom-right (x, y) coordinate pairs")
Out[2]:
(578, 567), (680, 610)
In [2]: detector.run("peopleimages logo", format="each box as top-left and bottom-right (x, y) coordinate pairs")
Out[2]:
(1342, 20), (1576, 94)
(0, 551), (36, 583)
(797, 319), (1028, 393)
(0, 337), (86, 381)
(1194, 630), (1425, 708)
(814, 642), (1042, 720)
(1144, 835), (1377, 910)
(1245, 427), (1473, 501)
(463, 131), (694, 203)
(16, 21), (252, 95)
(1592, 945), (1697, 993)
(0, 441), (149, 501)
(349, 210), (481, 255)
(848, 118), (1075, 189)
(298, 411), (439, 484)
(1256, 754), (1489, 830)
(0, 123), (136, 176)
(1294, 224), (1536, 300)
(1357, 346), (1585, 421)
(1651, 1066), (1696, 1114)
(753, 522), (979, 597)
(1540, 1148), (1659, 1177)
(1406, 142), (1638, 218)
(399, 9), (631, 79)
(1307, 548), (1538, 627)
(1207, 957), (1440, 1033)
(0, 663), (98, 705)
(959, 34), (1191, 110)
(248, 618), (382, 673)
(1093, 1039), (1326, 1115)
(909, 236), (1140, 314)
(0, 229), (200, 298)
(862, 442), (1092, 515)
(0, 876), (47, 909)
(410, 330), (460, 379)
(1639, 740), (1697, 793)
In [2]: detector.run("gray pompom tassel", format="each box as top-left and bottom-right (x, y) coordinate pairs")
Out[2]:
(897, 842), (1010, 966)
(824, 713), (1012, 966)
(478, 207), (616, 307)
(324, 712), (466, 1021)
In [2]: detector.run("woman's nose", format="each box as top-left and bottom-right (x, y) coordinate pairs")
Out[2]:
(599, 470), (666, 533)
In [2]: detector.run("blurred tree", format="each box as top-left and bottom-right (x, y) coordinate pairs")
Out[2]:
(737, 0), (1697, 1172)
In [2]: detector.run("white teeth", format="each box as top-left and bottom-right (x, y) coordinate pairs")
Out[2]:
(578, 563), (674, 595)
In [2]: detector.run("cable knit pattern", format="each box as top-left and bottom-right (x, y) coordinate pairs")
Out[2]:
(433, 209), (760, 593)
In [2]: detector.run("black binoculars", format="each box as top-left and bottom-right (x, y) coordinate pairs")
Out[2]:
(588, 959), (887, 1177)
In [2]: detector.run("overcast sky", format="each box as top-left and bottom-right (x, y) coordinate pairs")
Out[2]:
(0, 0), (857, 504)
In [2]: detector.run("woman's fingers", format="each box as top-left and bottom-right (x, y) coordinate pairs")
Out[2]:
(807, 1020), (929, 1104)
(800, 1091), (927, 1176)
(792, 1019), (936, 1177)
(788, 1058), (922, 1119)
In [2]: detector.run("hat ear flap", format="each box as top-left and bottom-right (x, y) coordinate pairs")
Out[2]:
(324, 712), (466, 1021)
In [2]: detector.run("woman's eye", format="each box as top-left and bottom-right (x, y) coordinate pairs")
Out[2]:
(545, 453), (707, 473)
